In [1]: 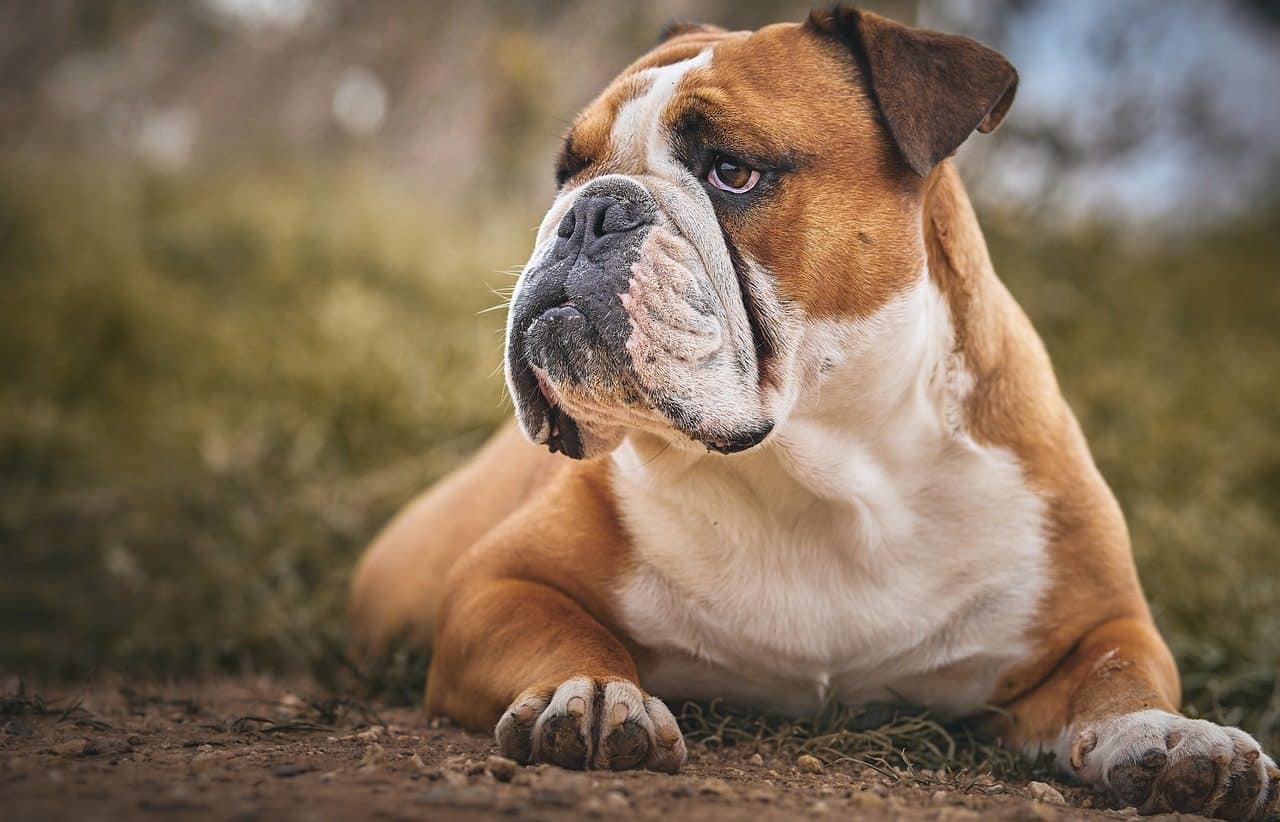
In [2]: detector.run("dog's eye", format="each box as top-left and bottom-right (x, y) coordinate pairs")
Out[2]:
(708, 156), (759, 194)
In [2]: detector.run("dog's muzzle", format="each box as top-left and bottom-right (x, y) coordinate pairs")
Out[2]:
(507, 179), (657, 458)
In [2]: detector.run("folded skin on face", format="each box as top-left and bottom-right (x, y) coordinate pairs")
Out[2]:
(505, 166), (776, 459)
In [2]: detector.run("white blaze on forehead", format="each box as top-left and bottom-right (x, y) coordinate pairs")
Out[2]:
(610, 49), (712, 178)
(606, 47), (765, 404)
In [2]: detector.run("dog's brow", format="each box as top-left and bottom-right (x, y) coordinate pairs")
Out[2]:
(555, 133), (591, 187)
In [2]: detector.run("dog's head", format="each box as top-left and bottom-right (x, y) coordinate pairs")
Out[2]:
(505, 7), (1016, 459)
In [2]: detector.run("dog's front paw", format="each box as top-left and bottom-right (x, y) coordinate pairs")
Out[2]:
(1068, 709), (1278, 820)
(494, 676), (686, 772)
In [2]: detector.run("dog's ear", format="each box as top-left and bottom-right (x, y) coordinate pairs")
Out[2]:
(806, 6), (1017, 176)
(657, 20), (727, 44)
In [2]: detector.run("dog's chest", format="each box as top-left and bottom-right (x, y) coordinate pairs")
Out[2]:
(610, 427), (1048, 717)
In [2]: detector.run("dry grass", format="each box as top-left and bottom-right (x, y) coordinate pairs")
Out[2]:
(677, 698), (1056, 780)
(1, 154), (1277, 771)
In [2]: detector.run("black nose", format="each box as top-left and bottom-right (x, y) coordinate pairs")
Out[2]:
(557, 193), (652, 254)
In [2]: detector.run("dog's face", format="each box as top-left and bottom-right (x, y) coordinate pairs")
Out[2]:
(505, 9), (1016, 459)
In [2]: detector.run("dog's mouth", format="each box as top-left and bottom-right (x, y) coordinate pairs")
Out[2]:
(544, 404), (583, 458)
(532, 367), (585, 459)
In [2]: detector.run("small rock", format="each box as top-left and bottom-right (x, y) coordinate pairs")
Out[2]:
(443, 754), (468, 770)
(671, 782), (694, 798)
(699, 778), (732, 797)
(485, 754), (518, 783)
(417, 786), (494, 809)
(1013, 802), (1059, 822)
(4, 719), (34, 738)
(603, 790), (630, 808)
(811, 800), (831, 815)
(746, 788), (775, 803)
(272, 763), (311, 778)
(531, 788), (576, 807)
(408, 752), (428, 772)
(849, 791), (887, 811)
(932, 789), (952, 804)
(443, 770), (468, 788)
(797, 754), (824, 774)
(580, 797), (606, 818)
(748, 753), (765, 767)
(83, 738), (133, 757)
(53, 739), (88, 756)
(360, 742), (386, 767)
(1027, 781), (1066, 805)
(279, 693), (306, 713)
(463, 759), (485, 776)
(190, 751), (229, 771)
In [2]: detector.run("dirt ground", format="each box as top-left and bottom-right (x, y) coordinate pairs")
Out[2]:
(0, 677), (1208, 822)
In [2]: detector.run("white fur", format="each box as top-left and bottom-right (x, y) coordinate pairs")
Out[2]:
(612, 274), (1049, 717)
(610, 50), (712, 177)
(1053, 709), (1275, 816)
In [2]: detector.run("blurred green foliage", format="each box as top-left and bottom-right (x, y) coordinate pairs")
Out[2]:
(0, 155), (515, 678)
(0, 156), (1276, 750)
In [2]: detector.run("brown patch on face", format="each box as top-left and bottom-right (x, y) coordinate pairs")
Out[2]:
(664, 23), (926, 321)
(557, 19), (958, 324)
(557, 30), (741, 188)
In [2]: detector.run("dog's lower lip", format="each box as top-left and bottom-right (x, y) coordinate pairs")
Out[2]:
(544, 405), (584, 458)
(705, 422), (775, 454)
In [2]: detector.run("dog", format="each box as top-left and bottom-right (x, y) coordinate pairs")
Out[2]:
(350, 7), (1278, 819)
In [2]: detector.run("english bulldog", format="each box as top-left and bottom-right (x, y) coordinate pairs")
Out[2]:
(350, 7), (1278, 819)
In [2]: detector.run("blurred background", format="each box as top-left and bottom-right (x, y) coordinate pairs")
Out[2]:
(1, 0), (1277, 748)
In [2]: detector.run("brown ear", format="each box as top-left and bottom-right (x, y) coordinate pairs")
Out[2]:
(657, 20), (727, 44)
(806, 6), (1018, 176)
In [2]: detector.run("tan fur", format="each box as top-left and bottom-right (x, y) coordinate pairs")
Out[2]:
(348, 423), (564, 652)
(919, 162), (1180, 740)
(424, 458), (638, 730)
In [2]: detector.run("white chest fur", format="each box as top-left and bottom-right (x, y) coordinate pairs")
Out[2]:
(610, 278), (1048, 717)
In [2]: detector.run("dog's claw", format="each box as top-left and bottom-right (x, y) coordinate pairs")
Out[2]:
(494, 676), (687, 773)
(1072, 711), (1276, 821)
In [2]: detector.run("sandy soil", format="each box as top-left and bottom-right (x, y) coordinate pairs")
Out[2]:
(1, 677), (1201, 821)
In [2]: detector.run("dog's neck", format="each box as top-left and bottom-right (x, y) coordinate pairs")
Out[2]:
(612, 268), (967, 519)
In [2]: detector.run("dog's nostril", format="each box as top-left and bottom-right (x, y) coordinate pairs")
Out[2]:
(592, 204), (611, 238)
(538, 305), (586, 326)
(573, 194), (647, 242)
(557, 210), (576, 239)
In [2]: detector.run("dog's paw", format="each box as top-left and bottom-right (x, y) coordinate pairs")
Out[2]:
(493, 676), (686, 772)
(1067, 709), (1279, 820)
